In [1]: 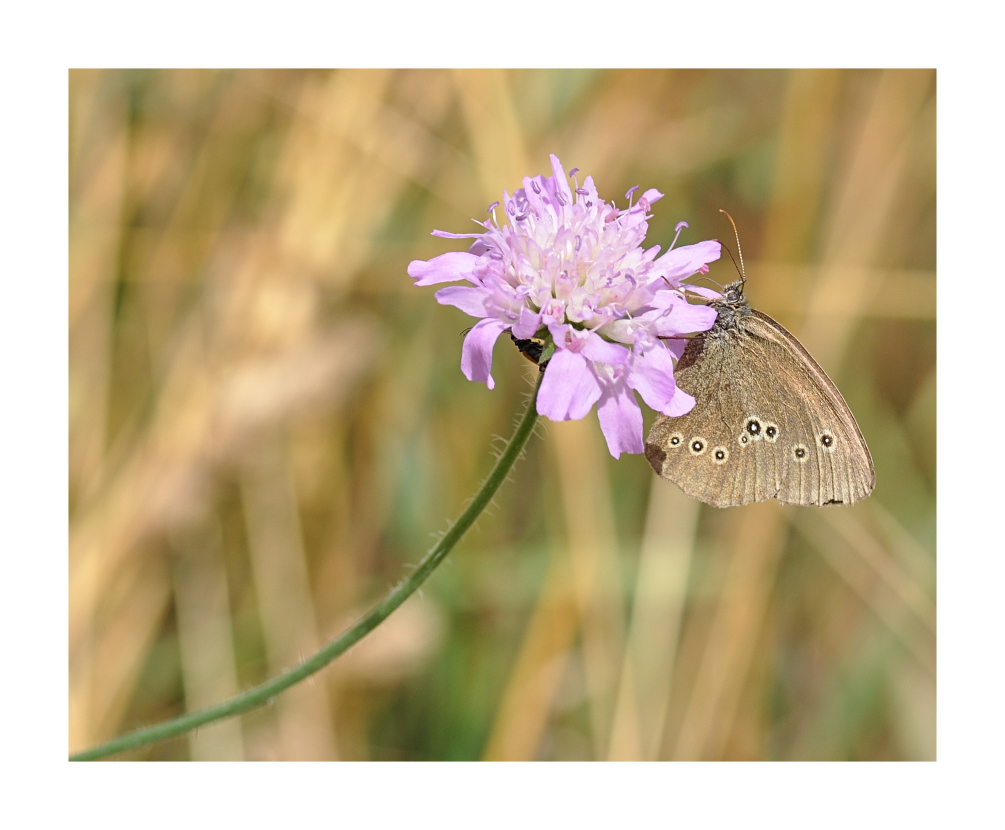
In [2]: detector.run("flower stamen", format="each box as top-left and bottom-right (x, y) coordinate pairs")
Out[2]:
(669, 220), (689, 250)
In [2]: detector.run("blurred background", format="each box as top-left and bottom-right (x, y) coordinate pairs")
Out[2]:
(69, 69), (935, 761)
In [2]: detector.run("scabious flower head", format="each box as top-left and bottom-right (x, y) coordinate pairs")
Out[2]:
(408, 154), (721, 458)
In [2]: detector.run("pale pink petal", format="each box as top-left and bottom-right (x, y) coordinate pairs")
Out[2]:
(408, 252), (480, 286)
(649, 295), (718, 337)
(652, 240), (722, 282)
(434, 285), (491, 317)
(581, 332), (630, 365)
(521, 176), (548, 215)
(537, 349), (602, 421)
(621, 189), (661, 227)
(547, 322), (572, 347)
(664, 386), (696, 416)
(596, 382), (644, 458)
(648, 291), (686, 310)
(663, 338), (688, 360)
(511, 306), (543, 339)
(684, 284), (721, 300)
(627, 342), (681, 413)
(549, 154), (574, 206)
(431, 230), (484, 239)
(461, 318), (508, 389)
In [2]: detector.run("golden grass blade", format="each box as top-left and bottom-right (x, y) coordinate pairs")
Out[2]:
(549, 418), (626, 759)
(170, 517), (245, 761)
(869, 498), (936, 594)
(481, 417), (626, 760)
(240, 439), (338, 760)
(453, 69), (532, 203)
(816, 509), (936, 638)
(68, 72), (127, 504)
(481, 548), (580, 761)
(802, 69), (934, 367)
(760, 70), (842, 273)
(793, 512), (936, 675)
(608, 482), (699, 760)
(671, 503), (791, 760)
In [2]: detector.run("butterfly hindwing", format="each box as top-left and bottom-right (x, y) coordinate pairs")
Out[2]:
(740, 312), (874, 506)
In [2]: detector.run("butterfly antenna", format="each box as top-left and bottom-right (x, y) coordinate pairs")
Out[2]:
(717, 240), (743, 283)
(684, 273), (724, 292)
(719, 209), (746, 288)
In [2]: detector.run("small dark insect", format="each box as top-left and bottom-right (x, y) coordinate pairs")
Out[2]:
(510, 333), (550, 369)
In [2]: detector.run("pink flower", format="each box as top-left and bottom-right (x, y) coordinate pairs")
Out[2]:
(408, 155), (721, 458)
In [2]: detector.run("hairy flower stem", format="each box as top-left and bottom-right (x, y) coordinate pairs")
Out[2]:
(71, 372), (545, 761)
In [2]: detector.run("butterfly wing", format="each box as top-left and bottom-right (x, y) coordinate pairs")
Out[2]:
(743, 311), (874, 505)
(646, 310), (875, 507)
(646, 333), (759, 507)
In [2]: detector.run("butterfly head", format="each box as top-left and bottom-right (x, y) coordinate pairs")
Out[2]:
(706, 279), (750, 335)
(720, 280), (746, 307)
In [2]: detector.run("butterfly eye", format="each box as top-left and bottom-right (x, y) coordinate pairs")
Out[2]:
(792, 444), (809, 462)
(689, 438), (707, 456)
(712, 446), (729, 465)
(744, 417), (763, 440)
(668, 433), (683, 448)
(818, 430), (836, 452)
(764, 423), (779, 443)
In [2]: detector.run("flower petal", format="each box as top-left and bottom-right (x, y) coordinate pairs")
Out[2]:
(579, 175), (600, 203)
(663, 386), (696, 416)
(511, 306), (543, 339)
(683, 284), (721, 300)
(581, 332), (630, 366)
(640, 188), (663, 205)
(431, 230), (484, 239)
(547, 322), (572, 347)
(549, 154), (574, 206)
(663, 338), (688, 360)
(434, 285), (491, 317)
(408, 252), (480, 286)
(537, 349), (602, 421)
(652, 240), (722, 282)
(461, 318), (508, 389)
(627, 341), (681, 413)
(596, 381), (644, 458)
(649, 293), (718, 336)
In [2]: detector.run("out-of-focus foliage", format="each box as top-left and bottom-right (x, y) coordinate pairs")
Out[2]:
(69, 69), (935, 761)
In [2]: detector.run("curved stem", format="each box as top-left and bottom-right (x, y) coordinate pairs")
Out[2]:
(71, 372), (544, 761)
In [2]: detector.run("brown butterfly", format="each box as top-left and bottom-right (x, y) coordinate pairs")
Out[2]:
(645, 275), (874, 508)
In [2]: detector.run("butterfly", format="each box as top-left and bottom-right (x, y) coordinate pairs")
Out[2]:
(645, 275), (874, 508)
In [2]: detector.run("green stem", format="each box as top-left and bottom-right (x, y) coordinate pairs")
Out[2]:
(71, 371), (544, 761)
